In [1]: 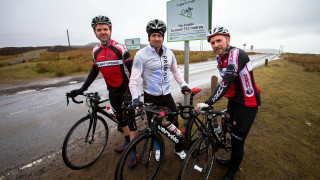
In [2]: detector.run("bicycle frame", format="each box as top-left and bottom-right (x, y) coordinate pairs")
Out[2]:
(139, 105), (202, 151)
(198, 108), (231, 150)
(67, 92), (120, 144)
(134, 87), (205, 150)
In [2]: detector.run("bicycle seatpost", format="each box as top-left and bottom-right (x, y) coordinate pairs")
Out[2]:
(189, 88), (202, 105)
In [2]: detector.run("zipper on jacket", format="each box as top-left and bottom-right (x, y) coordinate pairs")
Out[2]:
(159, 55), (164, 95)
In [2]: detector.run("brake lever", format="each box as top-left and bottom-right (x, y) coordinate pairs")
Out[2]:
(66, 93), (70, 106)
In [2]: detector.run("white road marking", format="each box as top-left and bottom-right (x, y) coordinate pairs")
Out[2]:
(9, 101), (61, 115)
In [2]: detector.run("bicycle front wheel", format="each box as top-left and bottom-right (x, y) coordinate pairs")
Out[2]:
(62, 115), (108, 170)
(115, 130), (165, 180)
(178, 135), (215, 180)
(186, 114), (206, 143)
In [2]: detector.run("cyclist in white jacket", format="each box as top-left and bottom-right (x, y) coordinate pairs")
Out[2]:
(129, 19), (191, 160)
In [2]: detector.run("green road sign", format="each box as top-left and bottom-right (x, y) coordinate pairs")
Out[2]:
(125, 38), (141, 50)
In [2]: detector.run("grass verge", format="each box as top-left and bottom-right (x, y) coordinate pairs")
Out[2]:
(0, 49), (215, 83)
(184, 59), (320, 179)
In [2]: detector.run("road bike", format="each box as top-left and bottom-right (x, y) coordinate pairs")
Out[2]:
(178, 106), (232, 180)
(114, 88), (207, 180)
(62, 92), (144, 170)
(181, 7), (193, 18)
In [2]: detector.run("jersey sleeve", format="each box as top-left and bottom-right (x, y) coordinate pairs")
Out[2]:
(123, 51), (133, 74)
(170, 52), (188, 87)
(81, 65), (100, 91)
(129, 52), (143, 100)
(92, 45), (100, 66)
(206, 49), (241, 105)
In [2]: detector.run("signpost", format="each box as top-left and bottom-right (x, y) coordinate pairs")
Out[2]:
(167, 0), (211, 42)
(167, 0), (212, 104)
(124, 38), (141, 50)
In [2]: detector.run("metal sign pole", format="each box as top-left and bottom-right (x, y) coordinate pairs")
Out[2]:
(184, 40), (189, 105)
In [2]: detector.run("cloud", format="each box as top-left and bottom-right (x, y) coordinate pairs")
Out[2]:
(0, 0), (319, 53)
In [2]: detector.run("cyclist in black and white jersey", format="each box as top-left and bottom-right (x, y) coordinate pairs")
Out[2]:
(129, 19), (191, 161)
(196, 27), (261, 180)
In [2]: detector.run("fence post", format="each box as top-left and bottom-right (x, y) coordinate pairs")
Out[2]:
(211, 76), (218, 94)
(265, 59), (268, 66)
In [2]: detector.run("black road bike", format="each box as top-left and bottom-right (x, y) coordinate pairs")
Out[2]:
(178, 106), (232, 180)
(115, 88), (211, 180)
(62, 92), (143, 170)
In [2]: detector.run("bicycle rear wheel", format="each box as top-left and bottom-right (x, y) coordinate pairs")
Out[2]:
(178, 135), (215, 180)
(62, 115), (108, 170)
(115, 130), (165, 180)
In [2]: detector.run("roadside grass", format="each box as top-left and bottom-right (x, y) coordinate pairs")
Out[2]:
(281, 53), (320, 72)
(0, 48), (215, 81)
(185, 59), (320, 179)
(0, 62), (52, 83)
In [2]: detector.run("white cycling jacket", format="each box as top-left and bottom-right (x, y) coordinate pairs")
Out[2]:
(129, 45), (188, 100)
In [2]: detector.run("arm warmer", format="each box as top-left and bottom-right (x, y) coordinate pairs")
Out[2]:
(80, 65), (99, 91)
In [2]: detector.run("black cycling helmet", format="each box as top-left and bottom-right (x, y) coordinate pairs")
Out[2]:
(146, 19), (167, 34)
(91, 15), (112, 29)
(207, 27), (230, 42)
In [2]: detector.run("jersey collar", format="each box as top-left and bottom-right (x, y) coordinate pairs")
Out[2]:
(148, 44), (167, 55)
(216, 45), (232, 60)
(100, 39), (112, 48)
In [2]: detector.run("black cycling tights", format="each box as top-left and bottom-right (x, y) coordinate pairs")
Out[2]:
(227, 101), (258, 172)
(109, 92), (136, 131)
(144, 92), (183, 152)
(143, 92), (178, 125)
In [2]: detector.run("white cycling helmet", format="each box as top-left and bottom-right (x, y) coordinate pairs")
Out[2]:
(207, 27), (230, 42)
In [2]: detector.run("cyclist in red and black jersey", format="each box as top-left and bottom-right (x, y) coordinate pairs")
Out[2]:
(195, 27), (261, 180)
(69, 16), (138, 166)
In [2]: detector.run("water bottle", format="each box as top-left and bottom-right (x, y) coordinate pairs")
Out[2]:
(214, 123), (221, 136)
(106, 106), (116, 118)
(167, 124), (185, 139)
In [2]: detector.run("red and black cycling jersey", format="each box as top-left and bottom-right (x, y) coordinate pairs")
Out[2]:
(91, 39), (132, 93)
(206, 46), (261, 107)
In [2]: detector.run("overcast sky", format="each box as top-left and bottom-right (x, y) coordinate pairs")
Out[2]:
(1, 0), (319, 54)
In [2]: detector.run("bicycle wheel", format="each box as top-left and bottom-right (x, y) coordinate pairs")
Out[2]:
(62, 115), (108, 170)
(186, 114), (206, 143)
(178, 135), (215, 180)
(115, 130), (165, 180)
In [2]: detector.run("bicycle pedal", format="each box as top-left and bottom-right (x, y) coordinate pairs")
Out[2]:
(194, 165), (204, 172)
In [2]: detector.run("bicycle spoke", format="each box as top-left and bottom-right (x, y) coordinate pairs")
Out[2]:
(62, 116), (108, 170)
(179, 136), (215, 180)
(116, 133), (164, 180)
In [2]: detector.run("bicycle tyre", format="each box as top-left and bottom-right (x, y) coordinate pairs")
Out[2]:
(62, 115), (108, 170)
(186, 114), (206, 143)
(178, 135), (215, 180)
(115, 130), (165, 180)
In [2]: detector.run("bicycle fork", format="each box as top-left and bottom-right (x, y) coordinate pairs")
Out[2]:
(85, 112), (98, 144)
(139, 127), (157, 167)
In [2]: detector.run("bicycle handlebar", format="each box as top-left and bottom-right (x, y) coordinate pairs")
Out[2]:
(66, 92), (83, 105)
(200, 106), (227, 116)
(66, 92), (109, 106)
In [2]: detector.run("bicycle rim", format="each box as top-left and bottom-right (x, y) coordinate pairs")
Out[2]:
(62, 116), (108, 170)
(115, 131), (164, 180)
(187, 115), (206, 143)
(178, 136), (215, 180)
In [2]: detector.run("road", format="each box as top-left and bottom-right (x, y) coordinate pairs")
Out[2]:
(0, 54), (278, 176)
(3, 49), (46, 64)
